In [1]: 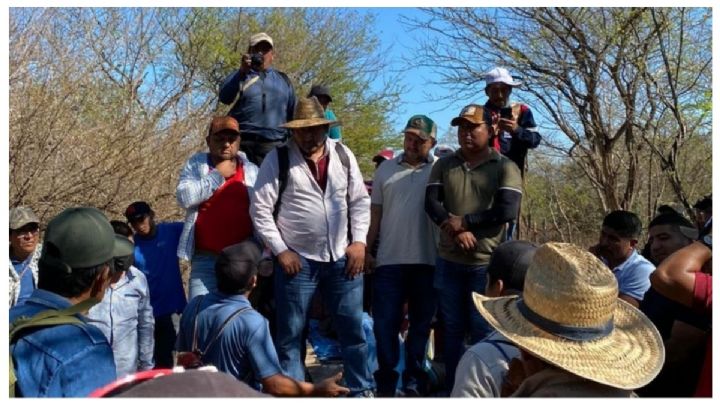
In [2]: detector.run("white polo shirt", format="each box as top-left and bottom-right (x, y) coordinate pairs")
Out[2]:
(371, 153), (439, 267)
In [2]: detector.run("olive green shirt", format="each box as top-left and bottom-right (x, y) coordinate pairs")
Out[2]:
(427, 149), (522, 265)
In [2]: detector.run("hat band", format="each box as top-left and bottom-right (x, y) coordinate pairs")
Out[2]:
(516, 299), (614, 341)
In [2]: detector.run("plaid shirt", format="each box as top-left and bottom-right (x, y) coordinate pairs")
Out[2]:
(176, 151), (258, 261)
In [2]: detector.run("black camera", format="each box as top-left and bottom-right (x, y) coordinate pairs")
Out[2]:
(250, 52), (264, 70)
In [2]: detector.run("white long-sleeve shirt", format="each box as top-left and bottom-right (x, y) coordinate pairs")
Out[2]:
(250, 138), (370, 262)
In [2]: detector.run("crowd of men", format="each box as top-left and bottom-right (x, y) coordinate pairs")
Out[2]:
(8, 32), (712, 398)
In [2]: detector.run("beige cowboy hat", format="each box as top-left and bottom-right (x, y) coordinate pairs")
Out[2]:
(473, 242), (665, 390)
(280, 96), (341, 129)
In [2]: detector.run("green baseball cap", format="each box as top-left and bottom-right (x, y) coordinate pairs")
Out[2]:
(403, 115), (437, 141)
(39, 207), (133, 272)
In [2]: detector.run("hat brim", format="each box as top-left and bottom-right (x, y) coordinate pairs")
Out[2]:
(403, 128), (433, 141)
(450, 117), (486, 127)
(280, 118), (341, 129)
(472, 293), (664, 390)
(113, 235), (135, 258)
(485, 80), (522, 88)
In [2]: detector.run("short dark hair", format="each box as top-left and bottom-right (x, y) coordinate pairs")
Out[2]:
(487, 240), (538, 293)
(649, 211), (695, 230)
(38, 259), (110, 298)
(214, 241), (261, 295)
(111, 220), (133, 238)
(602, 210), (642, 239)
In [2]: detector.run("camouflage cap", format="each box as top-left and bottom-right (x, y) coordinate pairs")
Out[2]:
(40, 207), (132, 272)
(450, 104), (488, 126)
(9, 206), (40, 230)
(403, 115), (437, 141)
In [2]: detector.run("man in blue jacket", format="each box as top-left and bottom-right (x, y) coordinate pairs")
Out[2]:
(9, 207), (132, 397)
(219, 32), (296, 166)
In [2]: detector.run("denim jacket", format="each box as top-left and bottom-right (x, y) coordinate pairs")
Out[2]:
(9, 289), (117, 397)
(87, 266), (155, 377)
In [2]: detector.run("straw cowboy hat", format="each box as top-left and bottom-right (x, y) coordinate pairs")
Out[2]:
(473, 242), (664, 390)
(280, 96), (340, 129)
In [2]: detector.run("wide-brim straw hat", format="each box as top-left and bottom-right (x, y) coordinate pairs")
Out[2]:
(280, 96), (341, 129)
(473, 242), (665, 390)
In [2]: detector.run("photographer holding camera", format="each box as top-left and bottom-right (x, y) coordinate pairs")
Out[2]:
(219, 32), (296, 166)
(482, 67), (541, 241)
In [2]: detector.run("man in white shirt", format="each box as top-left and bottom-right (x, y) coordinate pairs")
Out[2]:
(250, 96), (373, 397)
(365, 115), (439, 397)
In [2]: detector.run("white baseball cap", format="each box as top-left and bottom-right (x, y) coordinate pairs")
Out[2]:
(249, 32), (274, 48)
(485, 67), (522, 88)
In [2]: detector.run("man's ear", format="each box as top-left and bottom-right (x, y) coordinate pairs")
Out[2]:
(90, 265), (111, 297)
(629, 239), (639, 249)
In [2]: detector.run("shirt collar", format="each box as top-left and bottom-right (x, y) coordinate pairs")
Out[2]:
(215, 292), (252, 306)
(611, 249), (639, 272)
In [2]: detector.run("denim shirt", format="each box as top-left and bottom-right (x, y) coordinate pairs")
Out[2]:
(9, 289), (117, 397)
(176, 292), (282, 387)
(87, 266), (155, 377)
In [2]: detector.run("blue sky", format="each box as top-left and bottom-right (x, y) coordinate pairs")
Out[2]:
(365, 7), (468, 146)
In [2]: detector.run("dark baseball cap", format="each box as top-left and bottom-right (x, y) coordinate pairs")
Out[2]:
(40, 207), (133, 272)
(309, 84), (332, 102)
(124, 201), (153, 222)
(487, 240), (538, 292)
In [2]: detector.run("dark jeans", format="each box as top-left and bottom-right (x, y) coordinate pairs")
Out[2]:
(434, 257), (492, 392)
(372, 264), (436, 396)
(154, 314), (177, 368)
(274, 255), (374, 394)
(241, 138), (284, 167)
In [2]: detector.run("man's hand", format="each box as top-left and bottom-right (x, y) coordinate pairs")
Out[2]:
(215, 159), (236, 178)
(345, 242), (366, 279)
(440, 213), (465, 237)
(277, 250), (302, 276)
(455, 231), (477, 251)
(364, 252), (376, 274)
(313, 372), (350, 397)
(498, 118), (519, 134)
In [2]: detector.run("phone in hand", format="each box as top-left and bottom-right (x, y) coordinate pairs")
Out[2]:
(500, 107), (513, 120)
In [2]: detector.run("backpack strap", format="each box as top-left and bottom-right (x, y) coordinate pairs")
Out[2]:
(273, 145), (290, 221)
(334, 142), (353, 242)
(200, 307), (253, 359)
(484, 339), (516, 363)
(190, 295), (207, 354)
(9, 298), (99, 397)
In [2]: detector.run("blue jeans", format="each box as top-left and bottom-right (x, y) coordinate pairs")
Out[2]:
(372, 264), (436, 396)
(434, 257), (492, 392)
(274, 255), (374, 394)
(189, 254), (217, 299)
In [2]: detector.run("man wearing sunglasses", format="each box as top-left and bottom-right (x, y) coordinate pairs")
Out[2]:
(9, 206), (42, 307)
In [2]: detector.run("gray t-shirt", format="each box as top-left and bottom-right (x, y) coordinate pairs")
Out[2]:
(371, 154), (439, 267)
(451, 331), (520, 397)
